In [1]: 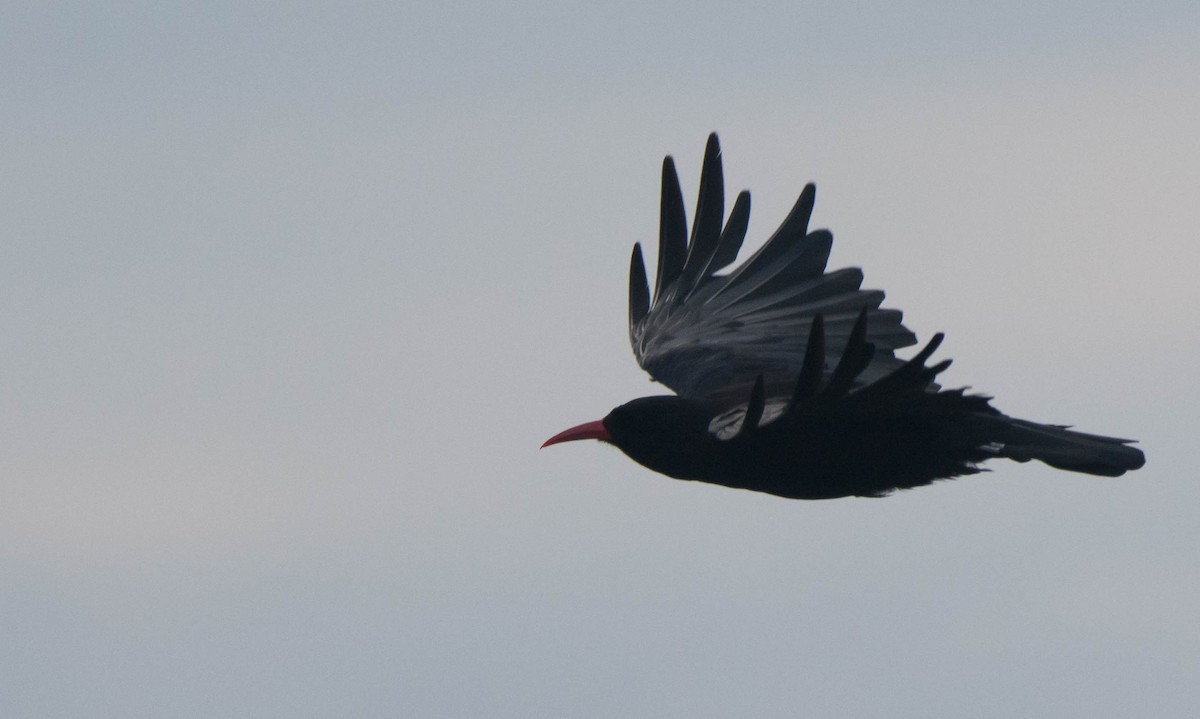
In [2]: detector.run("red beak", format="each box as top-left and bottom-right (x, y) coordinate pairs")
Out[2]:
(541, 419), (612, 448)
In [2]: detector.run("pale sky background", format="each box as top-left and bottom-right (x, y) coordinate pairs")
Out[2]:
(2, 2), (1199, 717)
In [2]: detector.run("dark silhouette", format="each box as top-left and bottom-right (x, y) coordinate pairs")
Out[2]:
(543, 134), (1144, 498)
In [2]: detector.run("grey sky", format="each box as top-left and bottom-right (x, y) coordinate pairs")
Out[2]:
(2, 2), (1198, 717)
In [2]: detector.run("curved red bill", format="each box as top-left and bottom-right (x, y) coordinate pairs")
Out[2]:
(541, 419), (611, 448)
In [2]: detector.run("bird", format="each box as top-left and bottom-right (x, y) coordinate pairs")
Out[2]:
(542, 134), (1145, 499)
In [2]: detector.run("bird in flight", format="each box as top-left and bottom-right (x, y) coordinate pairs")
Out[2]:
(543, 134), (1145, 499)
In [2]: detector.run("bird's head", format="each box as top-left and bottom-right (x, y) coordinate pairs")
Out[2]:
(542, 396), (716, 479)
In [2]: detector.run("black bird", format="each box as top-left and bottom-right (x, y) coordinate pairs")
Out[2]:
(543, 134), (1145, 499)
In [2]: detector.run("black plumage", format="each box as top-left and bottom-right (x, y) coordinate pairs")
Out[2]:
(544, 134), (1145, 499)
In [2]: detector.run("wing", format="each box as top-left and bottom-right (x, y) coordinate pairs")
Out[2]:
(628, 133), (918, 402)
(707, 311), (977, 439)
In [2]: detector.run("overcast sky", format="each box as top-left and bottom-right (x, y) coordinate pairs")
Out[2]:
(2, 2), (1198, 717)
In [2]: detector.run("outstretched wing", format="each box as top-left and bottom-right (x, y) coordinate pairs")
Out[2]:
(628, 133), (918, 402)
(708, 310), (974, 439)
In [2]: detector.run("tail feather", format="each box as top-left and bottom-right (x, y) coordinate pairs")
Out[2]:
(991, 417), (1145, 477)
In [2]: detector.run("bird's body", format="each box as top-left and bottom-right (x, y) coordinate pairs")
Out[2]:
(600, 395), (1000, 499)
(543, 134), (1144, 498)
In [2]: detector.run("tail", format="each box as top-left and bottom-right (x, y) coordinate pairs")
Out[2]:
(988, 417), (1145, 477)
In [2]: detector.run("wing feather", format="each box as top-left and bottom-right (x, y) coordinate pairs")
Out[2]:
(676, 133), (725, 298)
(628, 243), (650, 326)
(654, 157), (687, 303)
